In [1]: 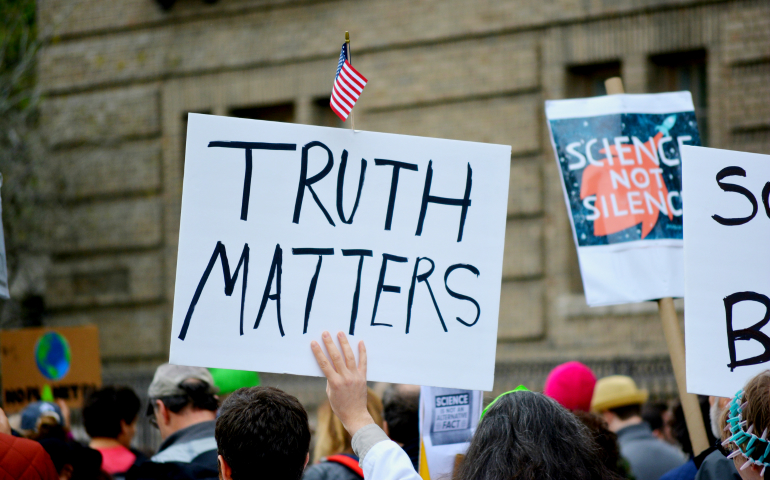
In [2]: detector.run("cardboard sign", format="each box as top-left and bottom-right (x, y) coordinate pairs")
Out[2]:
(546, 93), (700, 306)
(683, 146), (770, 397)
(170, 114), (510, 391)
(419, 386), (481, 480)
(0, 326), (102, 413)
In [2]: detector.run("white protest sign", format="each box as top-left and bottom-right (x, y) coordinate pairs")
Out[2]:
(545, 93), (700, 306)
(170, 114), (510, 391)
(683, 146), (770, 397)
(419, 386), (482, 480)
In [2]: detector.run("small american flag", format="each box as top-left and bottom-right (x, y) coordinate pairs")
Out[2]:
(330, 43), (368, 122)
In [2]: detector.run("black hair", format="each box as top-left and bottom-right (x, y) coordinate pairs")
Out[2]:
(574, 411), (633, 479)
(382, 385), (419, 444)
(641, 402), (667, 432)
(608, 404), (641, 421)
(146, 380), (218, 418)
(456, 391), (622, 480)
(215, 386), (310, 480)
(83, 386), (141, 439)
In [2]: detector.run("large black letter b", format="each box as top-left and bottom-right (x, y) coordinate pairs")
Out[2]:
(724, 291), (770, 371)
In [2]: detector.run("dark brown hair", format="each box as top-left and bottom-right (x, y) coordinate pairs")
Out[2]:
(216, 386), (310, 480)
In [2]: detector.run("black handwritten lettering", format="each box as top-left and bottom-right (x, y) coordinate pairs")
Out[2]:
(371, 253), (408, 327)
(416, 161), (472, 242)
(444, 264), (481, 327)
(293, 141), (336, 226)
(724, 291), (770, 371)
(255, 244), (285, 337)
(293, 248), (335, 333)
(208, 141), (297, 221)
(337, 150), (367, 224)
(178, 242), (249, 340)
(374, 159), (418, 230)
(406, 257), (446, 333)
(712, 166), (757, 226)
(342, 249), (373, 335)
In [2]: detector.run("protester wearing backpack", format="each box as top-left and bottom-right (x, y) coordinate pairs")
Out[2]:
(304, 390), (383, 480)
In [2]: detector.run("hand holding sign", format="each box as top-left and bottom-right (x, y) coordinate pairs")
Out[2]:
(311, 331), (373, 436)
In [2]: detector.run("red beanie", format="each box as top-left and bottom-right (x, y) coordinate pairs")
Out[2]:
(543, 361), (596, 412)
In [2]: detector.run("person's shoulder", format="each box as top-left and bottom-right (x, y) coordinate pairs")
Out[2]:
(0, 433), (58, 479)
(304, 460), (361, 480)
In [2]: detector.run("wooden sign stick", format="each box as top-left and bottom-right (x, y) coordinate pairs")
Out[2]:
(604, 76), (710, 455)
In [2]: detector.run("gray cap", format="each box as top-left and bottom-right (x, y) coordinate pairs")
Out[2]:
(148, 363), (219, 398)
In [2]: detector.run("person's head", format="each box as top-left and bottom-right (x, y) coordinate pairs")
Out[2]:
(146, 364), (219, 440)
(456, 390), (621, 480)
(709, 395), (731, 439)
(83, 386), (141, 447)
(314, 387), (383, 461)
(20, 401), (66, 440)
(670, 396), (717, 458)
(543, 361), (597, 412)
(574, 411), (633, 479)
(215, 386), (311, 480)
(591, 375), (648, 432)
(381, 384), (420, 445)
(39, 438), (104, 480)
(642, 401), (674, 443)
(721, 371), (770, 480)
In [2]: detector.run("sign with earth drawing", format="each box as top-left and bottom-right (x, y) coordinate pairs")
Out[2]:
(546, 92), (700, 306)
(0, 326), (102, 413)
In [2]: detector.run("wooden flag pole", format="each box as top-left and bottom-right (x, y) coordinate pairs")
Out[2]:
(604, 76), (710, 455)
(346, 31), (356, 131)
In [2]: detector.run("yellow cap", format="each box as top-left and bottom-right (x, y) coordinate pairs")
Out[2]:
(590, 375), (649, 412)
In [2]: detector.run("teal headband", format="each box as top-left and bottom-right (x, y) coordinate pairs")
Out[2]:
(480, 385), (529, 421)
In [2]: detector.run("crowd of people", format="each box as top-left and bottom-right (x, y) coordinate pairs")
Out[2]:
(0, 331), (764, 480)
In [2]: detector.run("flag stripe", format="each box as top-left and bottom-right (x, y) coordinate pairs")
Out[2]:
(344, 61), (368, 85)
(337, 77), (361, 100)
(341, 67), (366, 91)
(332, 85), (355, 109)
(339, 71), (363, 96)
(330, 97), (348, 120)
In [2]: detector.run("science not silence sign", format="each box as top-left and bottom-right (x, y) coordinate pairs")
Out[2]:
(170, 115), (511, 391)
(546, 92), (700, 306)
(683, 146), (770, 397)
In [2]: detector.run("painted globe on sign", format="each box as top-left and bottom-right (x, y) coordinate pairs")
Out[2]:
(34, 332), (71, 381)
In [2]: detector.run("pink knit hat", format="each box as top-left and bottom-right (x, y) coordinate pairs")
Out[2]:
(543, 361), (597, 412)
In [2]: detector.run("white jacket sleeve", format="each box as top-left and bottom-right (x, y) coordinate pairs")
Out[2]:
(351, 424), (422, 480)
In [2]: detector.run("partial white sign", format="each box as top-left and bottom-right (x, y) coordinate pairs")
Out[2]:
(546, 93), (700, 306)
(683, 146), (770, 397)
(420, 386), (482, 480)
(170, 114), (510, 391)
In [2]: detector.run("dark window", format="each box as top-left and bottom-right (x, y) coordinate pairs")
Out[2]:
(649, 50), (708, 145)
(230, 103), (295, 123)
(566, 61), (622, 98)
(313, 98), (343, 128)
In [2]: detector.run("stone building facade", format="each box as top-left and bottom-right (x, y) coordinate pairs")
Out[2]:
(35, 0), (770, 421)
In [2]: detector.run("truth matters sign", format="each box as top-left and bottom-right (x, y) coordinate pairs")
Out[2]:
(170, 114), (510, 391)
(683, 146), (770, 397)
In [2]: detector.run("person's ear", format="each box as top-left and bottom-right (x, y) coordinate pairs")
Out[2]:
(383, 421), (390, 437)
(155, 400), (170, 426)
(218, 455), (233, 480)
(305, 453), (309, 468)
